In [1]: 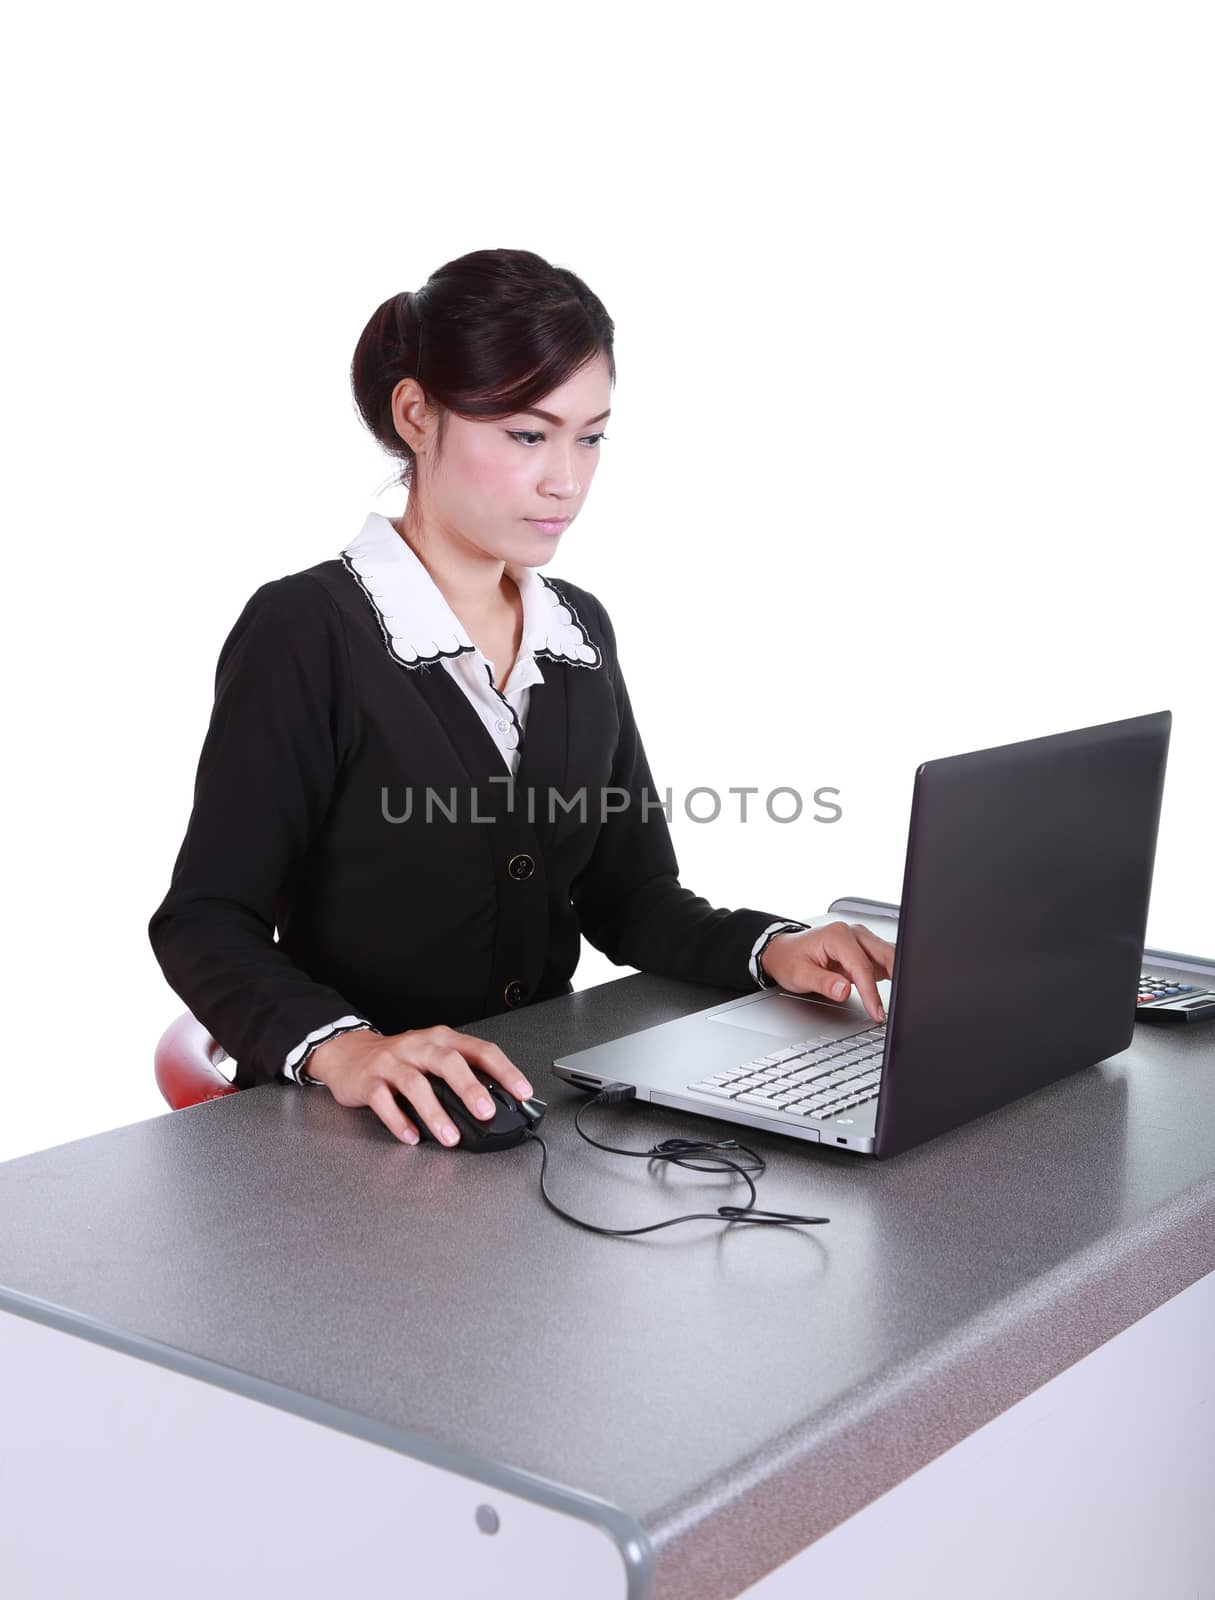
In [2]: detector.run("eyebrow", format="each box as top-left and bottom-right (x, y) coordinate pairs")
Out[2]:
(515, 407), (612, 427)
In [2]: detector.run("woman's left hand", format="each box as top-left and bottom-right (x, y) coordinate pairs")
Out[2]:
(759, 921), (896, 1023)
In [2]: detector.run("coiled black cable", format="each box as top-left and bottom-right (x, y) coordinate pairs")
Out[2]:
(522, 1082), (829, 1236)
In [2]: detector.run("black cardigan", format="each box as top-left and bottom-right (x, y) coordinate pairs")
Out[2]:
(148, 559), (802, 1089)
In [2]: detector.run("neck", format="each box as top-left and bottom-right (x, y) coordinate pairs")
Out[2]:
(392, 511), (518, 619)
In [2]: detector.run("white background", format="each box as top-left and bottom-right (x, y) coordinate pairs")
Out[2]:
(1, 2), (1211, 1162)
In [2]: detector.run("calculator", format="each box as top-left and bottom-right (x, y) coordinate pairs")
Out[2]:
(1136, 972), (1215, 1024)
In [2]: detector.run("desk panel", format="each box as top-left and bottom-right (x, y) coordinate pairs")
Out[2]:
(2, 965), (1213, 1597)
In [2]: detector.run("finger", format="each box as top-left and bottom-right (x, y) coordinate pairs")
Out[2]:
(820, 928), (886, 1021)
(796, 965), (858, 1004)
(429, 1045), (501, 1122)
(852, 926), (897, 981)
(393, 1064), (462, 1146)
(434, 1029), (534, 1099)
(367, 1081), (420, 1146)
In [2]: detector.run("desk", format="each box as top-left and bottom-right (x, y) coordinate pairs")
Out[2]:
(2, 908), (1214, 1598)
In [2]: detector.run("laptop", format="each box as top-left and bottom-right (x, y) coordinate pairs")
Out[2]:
(553, 710), (1171, 1158)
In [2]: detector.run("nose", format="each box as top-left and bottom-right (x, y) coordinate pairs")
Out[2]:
(539, 448), (588, 500)
(539, 474), (579, 501)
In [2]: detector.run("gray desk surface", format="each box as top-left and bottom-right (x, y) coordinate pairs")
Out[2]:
(2, 964), (1215, 1600)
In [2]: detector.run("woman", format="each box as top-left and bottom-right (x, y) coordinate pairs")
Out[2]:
(148, 248), (895, 1148)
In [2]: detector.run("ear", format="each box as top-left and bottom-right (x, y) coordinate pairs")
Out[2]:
(391, 376), (435, 452)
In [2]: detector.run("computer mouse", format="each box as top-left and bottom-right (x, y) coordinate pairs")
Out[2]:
(420, 1069), (546, 1153)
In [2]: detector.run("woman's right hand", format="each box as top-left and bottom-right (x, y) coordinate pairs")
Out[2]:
(303, 1025), (535, 1147)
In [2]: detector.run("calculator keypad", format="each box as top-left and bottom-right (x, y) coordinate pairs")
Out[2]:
(1138, 972), (1200, 1006)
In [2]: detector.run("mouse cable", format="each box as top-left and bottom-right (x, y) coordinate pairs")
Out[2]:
(521, 1083), (829, 1236)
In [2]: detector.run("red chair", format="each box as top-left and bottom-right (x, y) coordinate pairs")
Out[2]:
(155, 1012), (240, 1109)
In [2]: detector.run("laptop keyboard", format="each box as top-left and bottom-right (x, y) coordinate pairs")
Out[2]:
(687, 1024), (887, 1121)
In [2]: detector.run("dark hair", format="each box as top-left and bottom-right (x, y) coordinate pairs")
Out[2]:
(350, 248), (616, 496)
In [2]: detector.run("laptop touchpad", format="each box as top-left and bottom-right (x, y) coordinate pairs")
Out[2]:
(708, 989), (885, 1045)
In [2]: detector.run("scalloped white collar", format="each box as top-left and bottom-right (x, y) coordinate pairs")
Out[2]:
(340, 512), (601, 672)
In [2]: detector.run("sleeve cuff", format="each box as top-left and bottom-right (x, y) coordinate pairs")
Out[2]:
(749, 920), (813, 989)
(282, 1015), (380, 1085)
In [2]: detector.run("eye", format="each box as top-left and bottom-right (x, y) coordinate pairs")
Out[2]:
(506, 430), (609, 448)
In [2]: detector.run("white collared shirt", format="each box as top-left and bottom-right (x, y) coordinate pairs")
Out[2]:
(283, 513), (807, 1082)
(342, 512), (600, 778)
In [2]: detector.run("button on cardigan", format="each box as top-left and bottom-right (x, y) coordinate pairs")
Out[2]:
(147, 512), (811, 1090)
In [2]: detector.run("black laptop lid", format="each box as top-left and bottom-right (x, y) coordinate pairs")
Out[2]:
(873, 710), (1171, 1158)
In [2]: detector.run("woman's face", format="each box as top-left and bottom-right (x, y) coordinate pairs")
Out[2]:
(409, 352), (612, 569)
